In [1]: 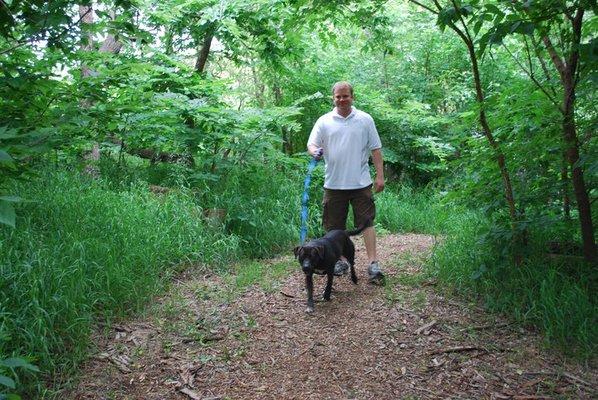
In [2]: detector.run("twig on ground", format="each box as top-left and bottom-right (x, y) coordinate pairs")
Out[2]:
(428, 345), (488, 355)
(415, 319), (438, 335)
(524, 371), (595, 389)
(459, 322), (511, 332)
(179, 387), (202, 399)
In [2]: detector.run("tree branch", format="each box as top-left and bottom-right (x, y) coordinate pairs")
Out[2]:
(408, 0), (438, 15)
(530, 34), (558, 98)
(451, 0), (473, 44)
(501, 43), (562, 111)
(542, 35), (566, 82)
(0, 6), (94, 55)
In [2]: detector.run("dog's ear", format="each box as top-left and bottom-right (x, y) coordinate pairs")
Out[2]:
(315, 245), (325, 260)
(293, 246), (301, 258)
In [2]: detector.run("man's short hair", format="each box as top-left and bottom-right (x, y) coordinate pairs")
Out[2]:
(332, 81), (354, 96)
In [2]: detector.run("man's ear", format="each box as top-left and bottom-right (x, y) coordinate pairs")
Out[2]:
(293, 246), (301, 258)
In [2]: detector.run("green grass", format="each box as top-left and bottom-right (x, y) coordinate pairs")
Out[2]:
(376, 186), (456, 234)
(429, 211), (597, 359)
(0, 156), (314, 397)
(0, 169), (242, 395)
(377, 188), (596, 358)
(2, 158), (595, 398)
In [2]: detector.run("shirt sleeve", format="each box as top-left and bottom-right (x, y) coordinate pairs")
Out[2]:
(367, 116), (382, 150)
(307, 117), (323, 147)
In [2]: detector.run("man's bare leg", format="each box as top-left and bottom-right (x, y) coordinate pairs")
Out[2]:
(363, 226), (384, 284)
(362, 226), (377, 263)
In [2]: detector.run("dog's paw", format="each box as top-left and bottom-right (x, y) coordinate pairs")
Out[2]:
(305, 306), (314, 314)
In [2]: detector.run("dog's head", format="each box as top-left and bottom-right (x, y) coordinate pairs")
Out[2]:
(293, 245), (324, 274)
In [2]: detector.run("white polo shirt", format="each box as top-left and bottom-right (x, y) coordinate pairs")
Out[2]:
(308, 106), (382, 190)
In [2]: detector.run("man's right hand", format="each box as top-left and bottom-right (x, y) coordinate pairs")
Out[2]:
(313, 147), (323, 160)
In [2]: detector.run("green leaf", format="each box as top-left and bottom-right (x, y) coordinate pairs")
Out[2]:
(473, 18), (484, 36)
(0, 149), (13, 162)
(514, 22), (535, 35)
(1, 358), (39, 372)
(460, 4), (474, 16)
(0, 200), (16, 228)
(485, 4), (501, 15)
(0, 126), (19, 140)
(0, 196), (22, 203)
(0, 375), (15, 389)
(2, 393), (23, 400)
(509, 21), (521, 33)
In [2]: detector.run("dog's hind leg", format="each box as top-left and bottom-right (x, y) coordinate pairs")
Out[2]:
(305, 274), (315, 313)
(323, 273), (333, 301)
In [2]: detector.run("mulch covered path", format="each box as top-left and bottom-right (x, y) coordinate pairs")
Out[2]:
(71, 234), (596, 400)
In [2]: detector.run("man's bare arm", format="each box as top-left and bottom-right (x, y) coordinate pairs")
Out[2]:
(371, 148), (385, 193)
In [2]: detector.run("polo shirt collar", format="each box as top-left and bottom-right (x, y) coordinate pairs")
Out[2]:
(332, 106), (356, 120)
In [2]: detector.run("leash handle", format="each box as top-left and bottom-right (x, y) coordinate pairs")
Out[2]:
(300, 157), (319, 244)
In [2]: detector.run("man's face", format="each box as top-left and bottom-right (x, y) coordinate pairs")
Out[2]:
(333, 86), (353, 113)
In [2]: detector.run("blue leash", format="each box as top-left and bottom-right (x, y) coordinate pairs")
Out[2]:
(300, 157), (319, 244)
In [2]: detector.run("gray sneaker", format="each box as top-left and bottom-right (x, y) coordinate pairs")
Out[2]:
(334, 260), (350, 276)
(368, 261), (385, 285)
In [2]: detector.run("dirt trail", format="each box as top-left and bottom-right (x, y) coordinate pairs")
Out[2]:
(72, 234), (596, 399)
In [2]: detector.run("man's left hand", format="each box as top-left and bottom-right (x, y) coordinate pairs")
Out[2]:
(374, 177), (385, 193)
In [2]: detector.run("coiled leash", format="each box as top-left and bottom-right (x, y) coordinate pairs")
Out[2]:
(299, 155), (320, 244)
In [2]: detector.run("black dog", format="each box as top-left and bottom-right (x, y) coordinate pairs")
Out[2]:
(293, 223), (369, 313)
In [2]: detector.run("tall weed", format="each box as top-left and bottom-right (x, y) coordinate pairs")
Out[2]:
(376, 186), (456, 234)
(0, 169), (241, 392)
(429, 211), (597, 358)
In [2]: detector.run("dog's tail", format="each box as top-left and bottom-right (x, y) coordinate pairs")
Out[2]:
(345, 218), (372, 236)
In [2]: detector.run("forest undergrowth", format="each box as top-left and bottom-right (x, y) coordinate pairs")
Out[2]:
(1, 160), (595, 398)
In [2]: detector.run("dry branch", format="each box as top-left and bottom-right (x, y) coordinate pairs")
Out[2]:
(428, 345), (487, 355)
(415, 319), (438, 335)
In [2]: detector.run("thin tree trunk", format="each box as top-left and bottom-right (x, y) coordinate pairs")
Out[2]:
(195, 29), (213, 74)
(164, 26), (174, 55)
(252, 67), (265, 108)
(79, 5), (94, 78)
(79, 4), (126, 177)
(410, 0), (521, 254)
(465, 39), (519, 239)
(562, 86), (596, 262)
(542, 8), (596, 263)
(561, 159), (570, 219)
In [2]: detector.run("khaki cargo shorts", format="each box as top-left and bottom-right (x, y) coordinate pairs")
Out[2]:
(322, 185), (375, 231)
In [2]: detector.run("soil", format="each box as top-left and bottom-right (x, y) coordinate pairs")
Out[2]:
(70, 234), (596, 399)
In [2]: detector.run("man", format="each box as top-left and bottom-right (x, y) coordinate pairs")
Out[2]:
(307, 81), (385, 284)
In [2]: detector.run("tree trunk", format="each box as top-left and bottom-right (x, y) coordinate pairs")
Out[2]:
(79, 3), (125, 177)
(561, 159), (570, 219)
(465, 40), (519, 239)
(99, 34), (123, 54)
(79, 5), (94, 78)
(252, 67), (265, 108)
(542, 8), (596, 263)
(562, 84), (596, 262)
(164, 26), (174, 55)
(195, 29), (213, 74)
(412, 0), (522, 255)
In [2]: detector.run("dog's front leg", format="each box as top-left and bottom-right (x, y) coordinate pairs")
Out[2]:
(350, 263), (358, 284)
(323, 273), (333, 301)
(305, 273), (314, 313)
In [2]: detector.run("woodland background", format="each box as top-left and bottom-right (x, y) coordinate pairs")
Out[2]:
(0, 0), (596, 397)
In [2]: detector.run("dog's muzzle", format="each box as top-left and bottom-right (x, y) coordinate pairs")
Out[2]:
(301, 259), (313, 273)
